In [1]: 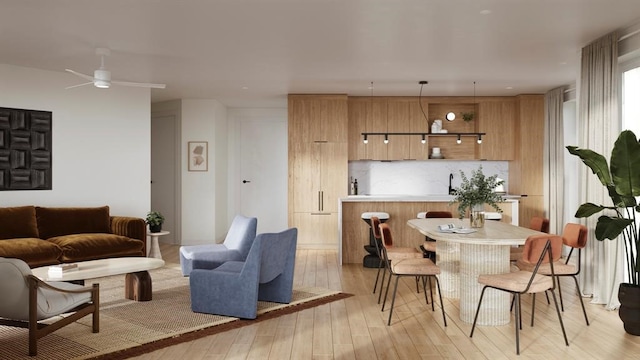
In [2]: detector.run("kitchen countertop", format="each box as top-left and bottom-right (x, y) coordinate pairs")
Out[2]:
(341, 194), (521, 202)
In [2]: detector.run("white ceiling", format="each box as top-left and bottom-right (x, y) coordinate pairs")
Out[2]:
(1, 1), (639, 108)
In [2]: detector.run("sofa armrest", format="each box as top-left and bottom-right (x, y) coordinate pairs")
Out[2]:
(110, 216), (146, 255)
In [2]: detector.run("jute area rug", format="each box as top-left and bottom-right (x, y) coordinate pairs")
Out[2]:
(0, 265), (351, 360)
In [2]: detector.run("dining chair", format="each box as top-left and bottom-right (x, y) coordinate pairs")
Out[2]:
(516, 223), (590, 325)
(470, 234), (568, 355)
(371, 216), (423, 304)
(418, 211), (453, 262)
(510, 216), (550, 261)
(378, 223), (447, 326)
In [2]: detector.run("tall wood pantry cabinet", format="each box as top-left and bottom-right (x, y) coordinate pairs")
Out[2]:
(288, 94), (348, 249)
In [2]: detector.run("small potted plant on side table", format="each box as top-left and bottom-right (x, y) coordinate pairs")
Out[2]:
(451, 166), (505, 228)
(146, 211), (165, 233)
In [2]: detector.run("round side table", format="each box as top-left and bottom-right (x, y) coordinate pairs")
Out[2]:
(147, 231), (170, 259)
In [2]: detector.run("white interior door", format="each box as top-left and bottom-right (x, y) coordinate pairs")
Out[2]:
(151, 115), (177, 245)
(239, 119), (287, 233)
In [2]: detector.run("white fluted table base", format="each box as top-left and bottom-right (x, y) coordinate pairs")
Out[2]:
(435, 241), (460, 298)
(460, 243), (511, 325)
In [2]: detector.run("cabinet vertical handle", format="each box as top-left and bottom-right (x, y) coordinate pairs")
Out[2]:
(321, 191), (324, 211)
(318, 191), (321, 211)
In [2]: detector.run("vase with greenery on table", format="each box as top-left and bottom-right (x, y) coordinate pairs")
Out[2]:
(567, 129), (640, 335)
(451, 166), (505, 228)
(145, 211), (165, 233)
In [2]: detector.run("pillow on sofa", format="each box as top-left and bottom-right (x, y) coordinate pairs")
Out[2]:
(36, 206), (111, 239)
(0, 206), (39, 239)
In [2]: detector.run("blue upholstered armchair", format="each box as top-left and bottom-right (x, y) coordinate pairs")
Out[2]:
(179, 215), (257, 276)
(189, 227), (297, 319)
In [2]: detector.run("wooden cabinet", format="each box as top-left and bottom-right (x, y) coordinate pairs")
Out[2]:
(290, 142), (344, 213)
(348, 97), (517, 161)
(478, 100), (516, 160)
(288, 94), (348, 248)
(289, 94), (347, 143)
(510, 95), (545, 226)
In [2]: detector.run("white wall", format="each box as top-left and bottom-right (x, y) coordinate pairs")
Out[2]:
(180, 99), (228, 245)
(0, 63), (150, 217)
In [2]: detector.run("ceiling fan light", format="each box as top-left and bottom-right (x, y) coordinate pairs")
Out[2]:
(94, 69), (111, 88)
(94, 80), (110, 88)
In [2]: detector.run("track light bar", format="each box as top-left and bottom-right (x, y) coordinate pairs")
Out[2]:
(361, 132), (487, 144)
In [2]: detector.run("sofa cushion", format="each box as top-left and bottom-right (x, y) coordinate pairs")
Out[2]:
(36, 206), (111, 239)
(0, 238), (62, 267)
(0, 206), (39, 239)
(48, 233), (144, 262)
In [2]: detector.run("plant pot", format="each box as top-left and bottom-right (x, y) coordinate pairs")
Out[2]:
(619, 283), (640, 335)
(469, 204), (485, 228)
(149, 224), (163, 233)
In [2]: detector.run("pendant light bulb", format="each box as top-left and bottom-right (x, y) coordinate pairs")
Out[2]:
(363, 134), (368, 144)
(421, 134), (426, 144)
(457, 135), (462, 144)
(477, 134), (483, 144)
(384, 134), (389, 144)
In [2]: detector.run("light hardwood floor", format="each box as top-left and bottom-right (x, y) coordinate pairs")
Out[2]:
(133, 243), (640, 360)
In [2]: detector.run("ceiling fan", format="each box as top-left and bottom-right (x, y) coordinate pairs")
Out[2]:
(65, 48), (166, 89)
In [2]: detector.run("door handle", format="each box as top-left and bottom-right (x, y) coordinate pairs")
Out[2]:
(242, 180), (251, 183)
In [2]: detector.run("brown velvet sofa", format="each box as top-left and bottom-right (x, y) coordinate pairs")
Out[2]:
(0, 205), (146, 268)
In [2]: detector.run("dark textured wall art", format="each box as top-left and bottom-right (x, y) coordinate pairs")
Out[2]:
(0, 107), (52, 190)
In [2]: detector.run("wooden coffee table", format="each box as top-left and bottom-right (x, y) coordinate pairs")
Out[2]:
(32, 257), (165, 301)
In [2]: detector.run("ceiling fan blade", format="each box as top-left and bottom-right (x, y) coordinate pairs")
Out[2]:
(65, 69), (94, 81)
(112, 80), (166, 89)
(65, 81), (94, 89)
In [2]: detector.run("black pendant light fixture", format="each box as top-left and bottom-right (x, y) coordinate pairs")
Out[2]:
(361, 80), (486, 145)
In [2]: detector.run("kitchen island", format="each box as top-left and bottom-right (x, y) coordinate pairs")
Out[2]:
(339, 194), (519, 265)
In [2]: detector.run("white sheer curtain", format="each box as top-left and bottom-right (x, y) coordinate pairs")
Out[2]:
(577, 31), (625, 310)
(543, 87), (566, 235)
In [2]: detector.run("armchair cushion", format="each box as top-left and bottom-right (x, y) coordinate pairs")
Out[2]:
(179, 215), (257, 275)
(0, 257), (93, 321)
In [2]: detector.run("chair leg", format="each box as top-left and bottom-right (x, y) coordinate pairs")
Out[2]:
(434, 276), (447, 327)
(387, 276), (401, 326)
(557, 276), (565, 311)
(470, 286), (489, 338)
(415, 276), (420, 293)
(531, 293), (537, 327)
(381, 268), (393, 311)
(515, 293), (521, 355)
(549, 289), (570, 347)
(572, 275), (590, 325)
(421, 276), (429, 307)
(378, 265), (387, 304)
(428, 277), (435, 310)
(373, 258), (383, 294)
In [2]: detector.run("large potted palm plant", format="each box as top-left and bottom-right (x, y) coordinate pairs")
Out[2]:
(567, 129), (640, 335)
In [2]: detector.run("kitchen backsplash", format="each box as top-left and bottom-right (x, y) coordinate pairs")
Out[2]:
(348, 160), (509, 196)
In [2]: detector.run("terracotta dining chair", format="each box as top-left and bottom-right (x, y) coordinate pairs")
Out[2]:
(510, 216), (550, 261)
(418, 211), (454, 263)
(371, 216), (422, 304)
(470, 234), (568, 355)
(516, 223), (590, 325)
(378, 223), (447, 326)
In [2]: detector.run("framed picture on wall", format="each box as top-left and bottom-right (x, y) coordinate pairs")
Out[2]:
(188, 141), (208, 172)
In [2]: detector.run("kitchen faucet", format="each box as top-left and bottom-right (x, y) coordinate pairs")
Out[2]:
(448, 173), (455, 195)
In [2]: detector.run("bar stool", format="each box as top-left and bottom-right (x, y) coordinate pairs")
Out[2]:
(361, 212), (389, 269)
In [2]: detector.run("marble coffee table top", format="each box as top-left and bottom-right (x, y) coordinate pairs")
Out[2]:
(32, 257), (165, 282)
